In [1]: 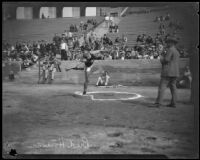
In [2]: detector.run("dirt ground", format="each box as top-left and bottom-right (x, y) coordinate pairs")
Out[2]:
(2, 81), (197, 158)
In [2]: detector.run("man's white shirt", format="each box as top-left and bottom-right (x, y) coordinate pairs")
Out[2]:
(61, 42), (68, 51)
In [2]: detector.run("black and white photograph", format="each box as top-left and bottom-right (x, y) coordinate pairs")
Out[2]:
(2, 2), (199, 159)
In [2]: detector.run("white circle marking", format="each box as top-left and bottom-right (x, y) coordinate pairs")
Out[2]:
(74, 91), (143, 101)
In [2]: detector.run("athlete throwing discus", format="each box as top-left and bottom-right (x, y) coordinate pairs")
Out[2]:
(82, 49), (96, 95)
(65, 48), (100, 95)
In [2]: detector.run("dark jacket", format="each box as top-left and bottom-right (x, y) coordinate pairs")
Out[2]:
(160, 46), (180, 77)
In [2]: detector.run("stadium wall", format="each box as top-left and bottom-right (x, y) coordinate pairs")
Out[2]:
(59, 58), (189, 86)
(2, 59), (189, 86)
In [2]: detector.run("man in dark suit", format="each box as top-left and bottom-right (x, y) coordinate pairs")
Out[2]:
(150, 36), (180, 108)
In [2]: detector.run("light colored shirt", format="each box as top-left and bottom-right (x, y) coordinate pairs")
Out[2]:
(68, 32), (73, 38)
(105, 16), (109, 21)
(61, 42), (68, 50)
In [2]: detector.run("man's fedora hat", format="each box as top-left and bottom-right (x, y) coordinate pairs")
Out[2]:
(166, 36), (179, 44)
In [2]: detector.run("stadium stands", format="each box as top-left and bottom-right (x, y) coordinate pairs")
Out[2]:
(3, 16), (104, 44)
(107, 7), (196, 49)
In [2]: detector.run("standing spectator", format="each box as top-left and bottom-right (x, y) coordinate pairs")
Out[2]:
(74, 24), (78, 32)
(39, 41), (46, 57)
(105, 15), (110, 27)
(114, 24), (119, 33)
(60, 40), (68, 60)
(80, 21), (84, 32)
(53, 33), (61, 49)
(51, 41), (58, 56)
(70, 24), (74, 32)
(42, 13), (45, 19)
(150, 36), (180, 108)
(73, 36), (80, 50)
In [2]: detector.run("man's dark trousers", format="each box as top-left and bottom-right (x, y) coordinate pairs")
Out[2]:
(156, 76), (177, 106)
(61, 50), (65, 60)
(83, 67), (89, 93)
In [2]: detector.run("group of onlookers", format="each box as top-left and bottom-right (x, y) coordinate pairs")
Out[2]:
(2, 41), (39, 69)
(135, 30), (189, 60)
(154, 13), (171, 22)
(109, 21), (119, 33)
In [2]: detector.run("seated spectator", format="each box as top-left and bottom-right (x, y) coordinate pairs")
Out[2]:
(102, 34), (109, 45)
(141, 34), (147, 43)
(94, 38), (101, 50)
(8, 70), (15, 81)
(63, 30), (68, 37)
(168, 21), (174, 28)
(83, 23), (88, 30)
(96, 71), (110, 86)
(109, 46), (116, 59)
(122, 34), (128, 44)
(130, 48), (138, 59)
(146, 36), (153, 45)
(177, 66), (192, 88)
(136, 35), (143, 43)
(87, 19), (91, 24)
(152, 46), (159, 59)
(160, 16), (165, 22)
(155, 33), (163, 45)
(154, 16), (160, 22)
(114, 37), (120, 43)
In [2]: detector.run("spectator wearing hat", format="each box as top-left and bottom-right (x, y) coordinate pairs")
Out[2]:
(151, 36), (180, 108)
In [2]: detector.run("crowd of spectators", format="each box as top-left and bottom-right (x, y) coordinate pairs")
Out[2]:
(68, 19), (98, 33)
(2, 41), (39, 69)
(131, 12), (188, 59)
(2, 12), (188, 68)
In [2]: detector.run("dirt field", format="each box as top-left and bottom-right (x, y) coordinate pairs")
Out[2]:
(2, 80), (197, 158)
